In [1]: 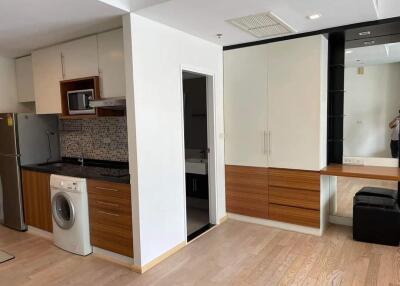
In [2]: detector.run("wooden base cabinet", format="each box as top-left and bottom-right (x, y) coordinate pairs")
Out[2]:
(21, 170), (52, 232)
(225, 166), (321, 228)
(225, 165), (268, 219)
(87, 179), (133, 257)
(268, 168), (320, 228)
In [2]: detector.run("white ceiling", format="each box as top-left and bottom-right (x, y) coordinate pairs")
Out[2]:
(135, 0), (400, 47)
(345, 43), (400, 67)
(2, 0), (400, 58)
(0, 0), (129, 57)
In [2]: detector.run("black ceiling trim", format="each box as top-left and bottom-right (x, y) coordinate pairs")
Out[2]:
(223, 16), (400, 51)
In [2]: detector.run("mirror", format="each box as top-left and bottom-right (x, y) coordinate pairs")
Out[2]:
(344, 42), (400, 161)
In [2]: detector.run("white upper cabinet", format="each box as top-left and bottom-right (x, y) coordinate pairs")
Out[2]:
(267, 36), (327, 171)
(97, 29), (125, 98)
(32, 45), (63, 114)
(60, 35), (99, 80)
(223, 35), (328, 171)
(224, 45), (269, 167)
(15, 56), (35, 102)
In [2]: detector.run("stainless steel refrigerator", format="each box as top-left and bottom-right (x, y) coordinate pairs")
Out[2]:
(0, 113), (60, 231)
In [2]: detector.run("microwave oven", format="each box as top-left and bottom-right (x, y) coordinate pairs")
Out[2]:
(67, 89), (96, 115)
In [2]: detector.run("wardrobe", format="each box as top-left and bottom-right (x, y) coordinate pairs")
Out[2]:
(224, 35), (328, 230)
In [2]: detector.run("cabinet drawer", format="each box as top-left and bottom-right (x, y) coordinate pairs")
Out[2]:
(89, 192), (131, 212)
(269, 186), (320, 210)
(269, 168), (320, 192)
(88, 180), (131, 199)
(226, 165), (268, 219)
(90, 222), (133, 257)
(269, 204), (320, 228)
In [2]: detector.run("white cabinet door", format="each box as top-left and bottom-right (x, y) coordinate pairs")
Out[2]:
(60, 35), (99, 80)
(32, 46), (63, 114)
(224, 45), (269, 167)
(97, 29), (125, 98)
(267, 35), (327, 171)
(16, 56), (35, 102)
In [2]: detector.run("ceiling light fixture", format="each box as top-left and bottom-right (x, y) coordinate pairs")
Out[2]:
(307, 14), (321, 20)
(345, 50), (353, 54)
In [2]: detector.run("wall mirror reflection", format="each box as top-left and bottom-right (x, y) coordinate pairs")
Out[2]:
(344, 42), (400, 163)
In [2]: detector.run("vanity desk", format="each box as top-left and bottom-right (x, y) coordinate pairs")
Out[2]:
(321, 164), (400, 181)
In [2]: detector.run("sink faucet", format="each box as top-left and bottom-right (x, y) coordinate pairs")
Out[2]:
(64, 141), (85, 166)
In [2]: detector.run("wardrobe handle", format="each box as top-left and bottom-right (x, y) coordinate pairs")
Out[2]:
(263, 131), (268, 154)
(268, 131), (272, 156)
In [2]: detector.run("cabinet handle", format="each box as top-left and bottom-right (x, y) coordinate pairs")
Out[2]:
(98, 210), (120, 217)
(61, 53), (66, 79)
(95, 186), (119, 192)
(96, 200), (119, 208)
(268, 131), (272, 156)
(263, 131), (268, 154)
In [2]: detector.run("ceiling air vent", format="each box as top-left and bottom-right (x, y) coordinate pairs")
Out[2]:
(226, 12), (295, 38)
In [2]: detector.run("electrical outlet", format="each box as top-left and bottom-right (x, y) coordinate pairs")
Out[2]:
(343, 158), (364, 165)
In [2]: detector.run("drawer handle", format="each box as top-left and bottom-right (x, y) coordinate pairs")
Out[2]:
(95, 186), (119, 192)
(98, 210), (120, 217)
(96, 201), (119, 208)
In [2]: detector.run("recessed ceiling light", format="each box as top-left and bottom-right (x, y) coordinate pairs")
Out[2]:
(307, 14), (321, 20)
(345, 50), (353, 54)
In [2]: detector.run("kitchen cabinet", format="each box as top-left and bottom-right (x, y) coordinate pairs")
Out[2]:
(224, 44), (269, 168)
(15, 56), (35, 102)
(32, 45), (63, 114)
(185, 173), (208, 199)
(97, 29), (125, 98)
(87, 179), (133, 257)
(60, 35), (99, 80)
(21, 170), (52, 232)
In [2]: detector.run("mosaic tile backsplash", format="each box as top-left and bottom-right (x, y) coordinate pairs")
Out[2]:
(60, 117), (128, 162)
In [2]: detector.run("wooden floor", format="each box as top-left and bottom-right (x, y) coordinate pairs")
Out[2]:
(1, 220), (400, 285)
(336, 177), (398, 217)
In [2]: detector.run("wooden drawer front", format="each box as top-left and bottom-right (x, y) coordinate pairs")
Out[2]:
(269, 186), (320, 210)
(269, 168), (320, 192)
(90, 222), (133, 257)
(87, 179), (133, 257)
(88, 179), (131, 199)
(226, 165), (268, 219)
(269, 204), (320, 228)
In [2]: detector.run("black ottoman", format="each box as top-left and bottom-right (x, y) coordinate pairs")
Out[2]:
(353, 187), (400, 246)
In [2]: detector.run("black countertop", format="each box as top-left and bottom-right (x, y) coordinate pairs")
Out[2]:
(22, 158), (130, 184)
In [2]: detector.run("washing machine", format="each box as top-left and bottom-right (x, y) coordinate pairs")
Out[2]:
(50, 175), (92, 256)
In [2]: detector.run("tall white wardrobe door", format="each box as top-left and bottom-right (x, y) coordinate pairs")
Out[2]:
(224, 45), (268, 167)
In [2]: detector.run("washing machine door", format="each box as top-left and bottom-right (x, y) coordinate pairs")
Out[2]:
(52, 192), (75, 230)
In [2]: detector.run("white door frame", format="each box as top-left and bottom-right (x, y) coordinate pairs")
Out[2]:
(179, 64), (218, 241)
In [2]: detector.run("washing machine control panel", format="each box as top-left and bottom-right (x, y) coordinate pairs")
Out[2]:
(50, 175), (86, 193)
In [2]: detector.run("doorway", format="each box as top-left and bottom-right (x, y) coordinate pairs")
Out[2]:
(182, 71), (214, 241)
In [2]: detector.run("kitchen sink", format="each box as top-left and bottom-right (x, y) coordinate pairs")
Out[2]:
(185, 158), (208, 175)
(38, 162), (71, 168)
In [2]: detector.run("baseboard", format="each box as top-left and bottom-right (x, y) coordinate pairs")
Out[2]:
(132, 241), (186, 274)
(228, 213), (322, 236)
(329, 215), (353, 226)
(27, 226), (53, 240)
(92, 247), (134, 267)
(218, 214), (228, 224)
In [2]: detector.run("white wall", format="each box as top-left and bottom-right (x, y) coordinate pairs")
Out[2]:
(344, 63), (400, 158)
(0, 56), (33, 113)
(127, 14), (225, 266)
